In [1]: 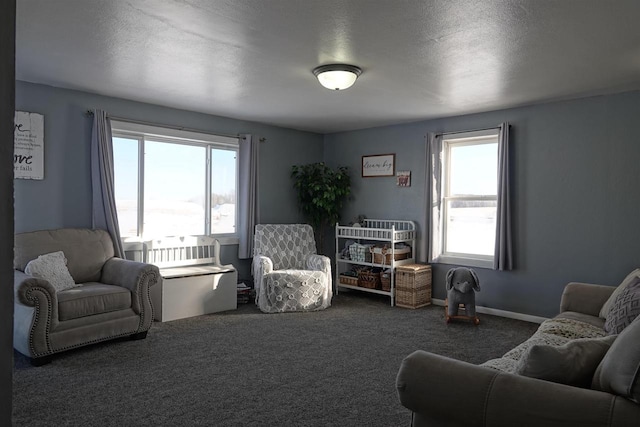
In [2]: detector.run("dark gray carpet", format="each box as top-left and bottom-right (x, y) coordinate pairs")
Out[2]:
(12, 291), (539, 427)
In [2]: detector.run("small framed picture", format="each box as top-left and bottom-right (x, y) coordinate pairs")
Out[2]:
(362, 154), (395, 177)
(396, 171), (411, 187)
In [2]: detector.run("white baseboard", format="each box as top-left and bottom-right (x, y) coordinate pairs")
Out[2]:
(431, 298), (547, 324)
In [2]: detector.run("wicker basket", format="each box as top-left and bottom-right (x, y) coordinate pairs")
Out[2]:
(339, 274), (358, 286)
(380, 271), (391, 292)
(395, 264), (432, 309)
(358, 269), (381, 289)
(371, 246), (411, 265)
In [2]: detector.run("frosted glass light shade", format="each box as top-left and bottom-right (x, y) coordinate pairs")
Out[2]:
(313, 64), (362, 90)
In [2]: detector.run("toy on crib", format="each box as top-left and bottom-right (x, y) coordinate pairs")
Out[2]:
(445, 267), (481, 325)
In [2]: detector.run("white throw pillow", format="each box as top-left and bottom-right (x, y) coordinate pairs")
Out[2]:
(599, 268), (640, 318)
(24, 251), (79, 292)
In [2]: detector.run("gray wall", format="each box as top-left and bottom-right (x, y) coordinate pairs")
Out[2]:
(15, 81), (640, 319)
(14, 81), (324, 281)
(1, 1), (15, 423)
(325, 91), (640, 318)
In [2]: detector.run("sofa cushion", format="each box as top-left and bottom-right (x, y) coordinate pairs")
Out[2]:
(603, 276), (640, 335)
(15, 228), (115, 283)
(592, 315), (640, 403)
(599, 268), (640, 318)
(555, 311), (606, 329)
(515, 336), (616, 387)
(24, 251), (79, 292)
(57, 283), (132, 321)
(481, 317), (606, 373)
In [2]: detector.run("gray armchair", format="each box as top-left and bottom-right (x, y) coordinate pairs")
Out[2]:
(252, 224), (332, 313)
(13, 228), (160, 365)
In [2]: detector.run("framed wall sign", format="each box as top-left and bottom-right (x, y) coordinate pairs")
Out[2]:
(362, 153), (395, 177)
(14, 111), (44, 180)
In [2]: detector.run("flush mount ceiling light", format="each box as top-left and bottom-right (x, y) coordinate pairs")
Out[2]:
(312, 64), (362, 90)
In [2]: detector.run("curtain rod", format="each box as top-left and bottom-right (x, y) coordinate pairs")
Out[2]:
(85, 110), (266, 142)
(434, 124), (509, 138)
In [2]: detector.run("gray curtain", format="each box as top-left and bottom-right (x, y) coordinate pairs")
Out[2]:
(91, 109), (124, 258)
(238, 134), (259, 259)
(424, 133), (443, 263)
(494, 122), (513, 270)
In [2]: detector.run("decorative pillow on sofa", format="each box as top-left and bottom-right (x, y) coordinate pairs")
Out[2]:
(24, 251), (79, 292)
(592, 315), (640, 403)
(603, 276), (640, 335)
(599, 268), (640, 318)
(515, 335), (616, 387)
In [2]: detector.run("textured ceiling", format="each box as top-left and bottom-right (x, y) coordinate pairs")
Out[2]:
(15, 0), (640, 134)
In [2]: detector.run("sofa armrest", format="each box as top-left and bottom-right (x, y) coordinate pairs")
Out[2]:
(560, 282), (615, 317)
(14, 270), (59, 357)
(396, 350), (638, 427)
(396, 350), (499, 425)
(101, 257), (160, 332)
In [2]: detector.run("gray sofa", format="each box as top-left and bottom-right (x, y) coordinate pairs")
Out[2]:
(396, 281), (640, 426)
(13, 228), (160, 365)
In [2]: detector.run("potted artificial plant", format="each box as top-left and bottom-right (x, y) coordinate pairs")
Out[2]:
(291, 162), (351, 253)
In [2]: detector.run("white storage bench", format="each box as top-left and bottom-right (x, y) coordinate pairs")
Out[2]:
(144, 236), (238, 322)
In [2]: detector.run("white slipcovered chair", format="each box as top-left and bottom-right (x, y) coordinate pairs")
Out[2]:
(252, 224), (332, 313)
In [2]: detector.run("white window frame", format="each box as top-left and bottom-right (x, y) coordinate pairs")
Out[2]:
(111, 120), (239, 244)
(437, 129), (499, 269)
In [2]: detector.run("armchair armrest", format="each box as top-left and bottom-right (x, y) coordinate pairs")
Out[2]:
(252, 255), (273, 280)
(101, 257), (159, 292)
(252, 255), (273, 305)
(307, 254), (332, 291)
(306, 254), (333, 292)
(306, 254), (331, 274)
(560, 282), (615, 317)
(396, 350), (637, 427)
(101, 257), (160, 332)
(14, 270), (59, 357)
(15, 269), (57, 305)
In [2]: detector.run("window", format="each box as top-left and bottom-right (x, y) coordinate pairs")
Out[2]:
(112, 121), (238, 240)
(438, 129), (499, 267)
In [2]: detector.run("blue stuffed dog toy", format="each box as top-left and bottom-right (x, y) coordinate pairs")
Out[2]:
(446, 267), (480, 323)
